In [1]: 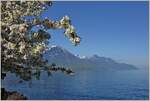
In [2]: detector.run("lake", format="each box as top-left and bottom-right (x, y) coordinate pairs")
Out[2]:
(2, 68), (149, 100)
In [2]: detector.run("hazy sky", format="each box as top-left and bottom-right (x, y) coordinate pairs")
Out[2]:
(40, 1), (149, 67)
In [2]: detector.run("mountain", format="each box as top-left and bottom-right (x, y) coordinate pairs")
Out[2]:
(44, 45), (137, 70)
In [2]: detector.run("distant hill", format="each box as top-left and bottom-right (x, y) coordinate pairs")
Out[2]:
(44, 45), (137, 71)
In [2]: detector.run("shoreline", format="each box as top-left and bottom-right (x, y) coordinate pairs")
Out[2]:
(1, 88), (27, 100)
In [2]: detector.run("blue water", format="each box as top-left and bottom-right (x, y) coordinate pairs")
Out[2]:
(2, 68), (149, 100)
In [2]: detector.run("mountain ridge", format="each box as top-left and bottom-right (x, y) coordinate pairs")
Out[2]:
(44, 45), (137, 70)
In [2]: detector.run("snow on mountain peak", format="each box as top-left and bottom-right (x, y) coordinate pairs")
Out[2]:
(80, 56), (87, 59)
(51, 45), (57, 48)
(75, 54), (87, 59)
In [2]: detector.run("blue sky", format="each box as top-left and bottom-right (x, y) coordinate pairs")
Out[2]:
(40, 1), (149, 67)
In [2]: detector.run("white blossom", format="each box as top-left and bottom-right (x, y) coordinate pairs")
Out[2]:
(19, 42), (26, 53)
(6, 42), (16, 49)
(23, 55), (27, 60)
(75, 37), (80, 43)
(60, 15), (70, 27)
(19, 24), (28, 33)
(64, 25), (75, 36)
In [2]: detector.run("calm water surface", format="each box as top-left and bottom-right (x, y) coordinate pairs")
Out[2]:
(2, 68), (149, 100)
